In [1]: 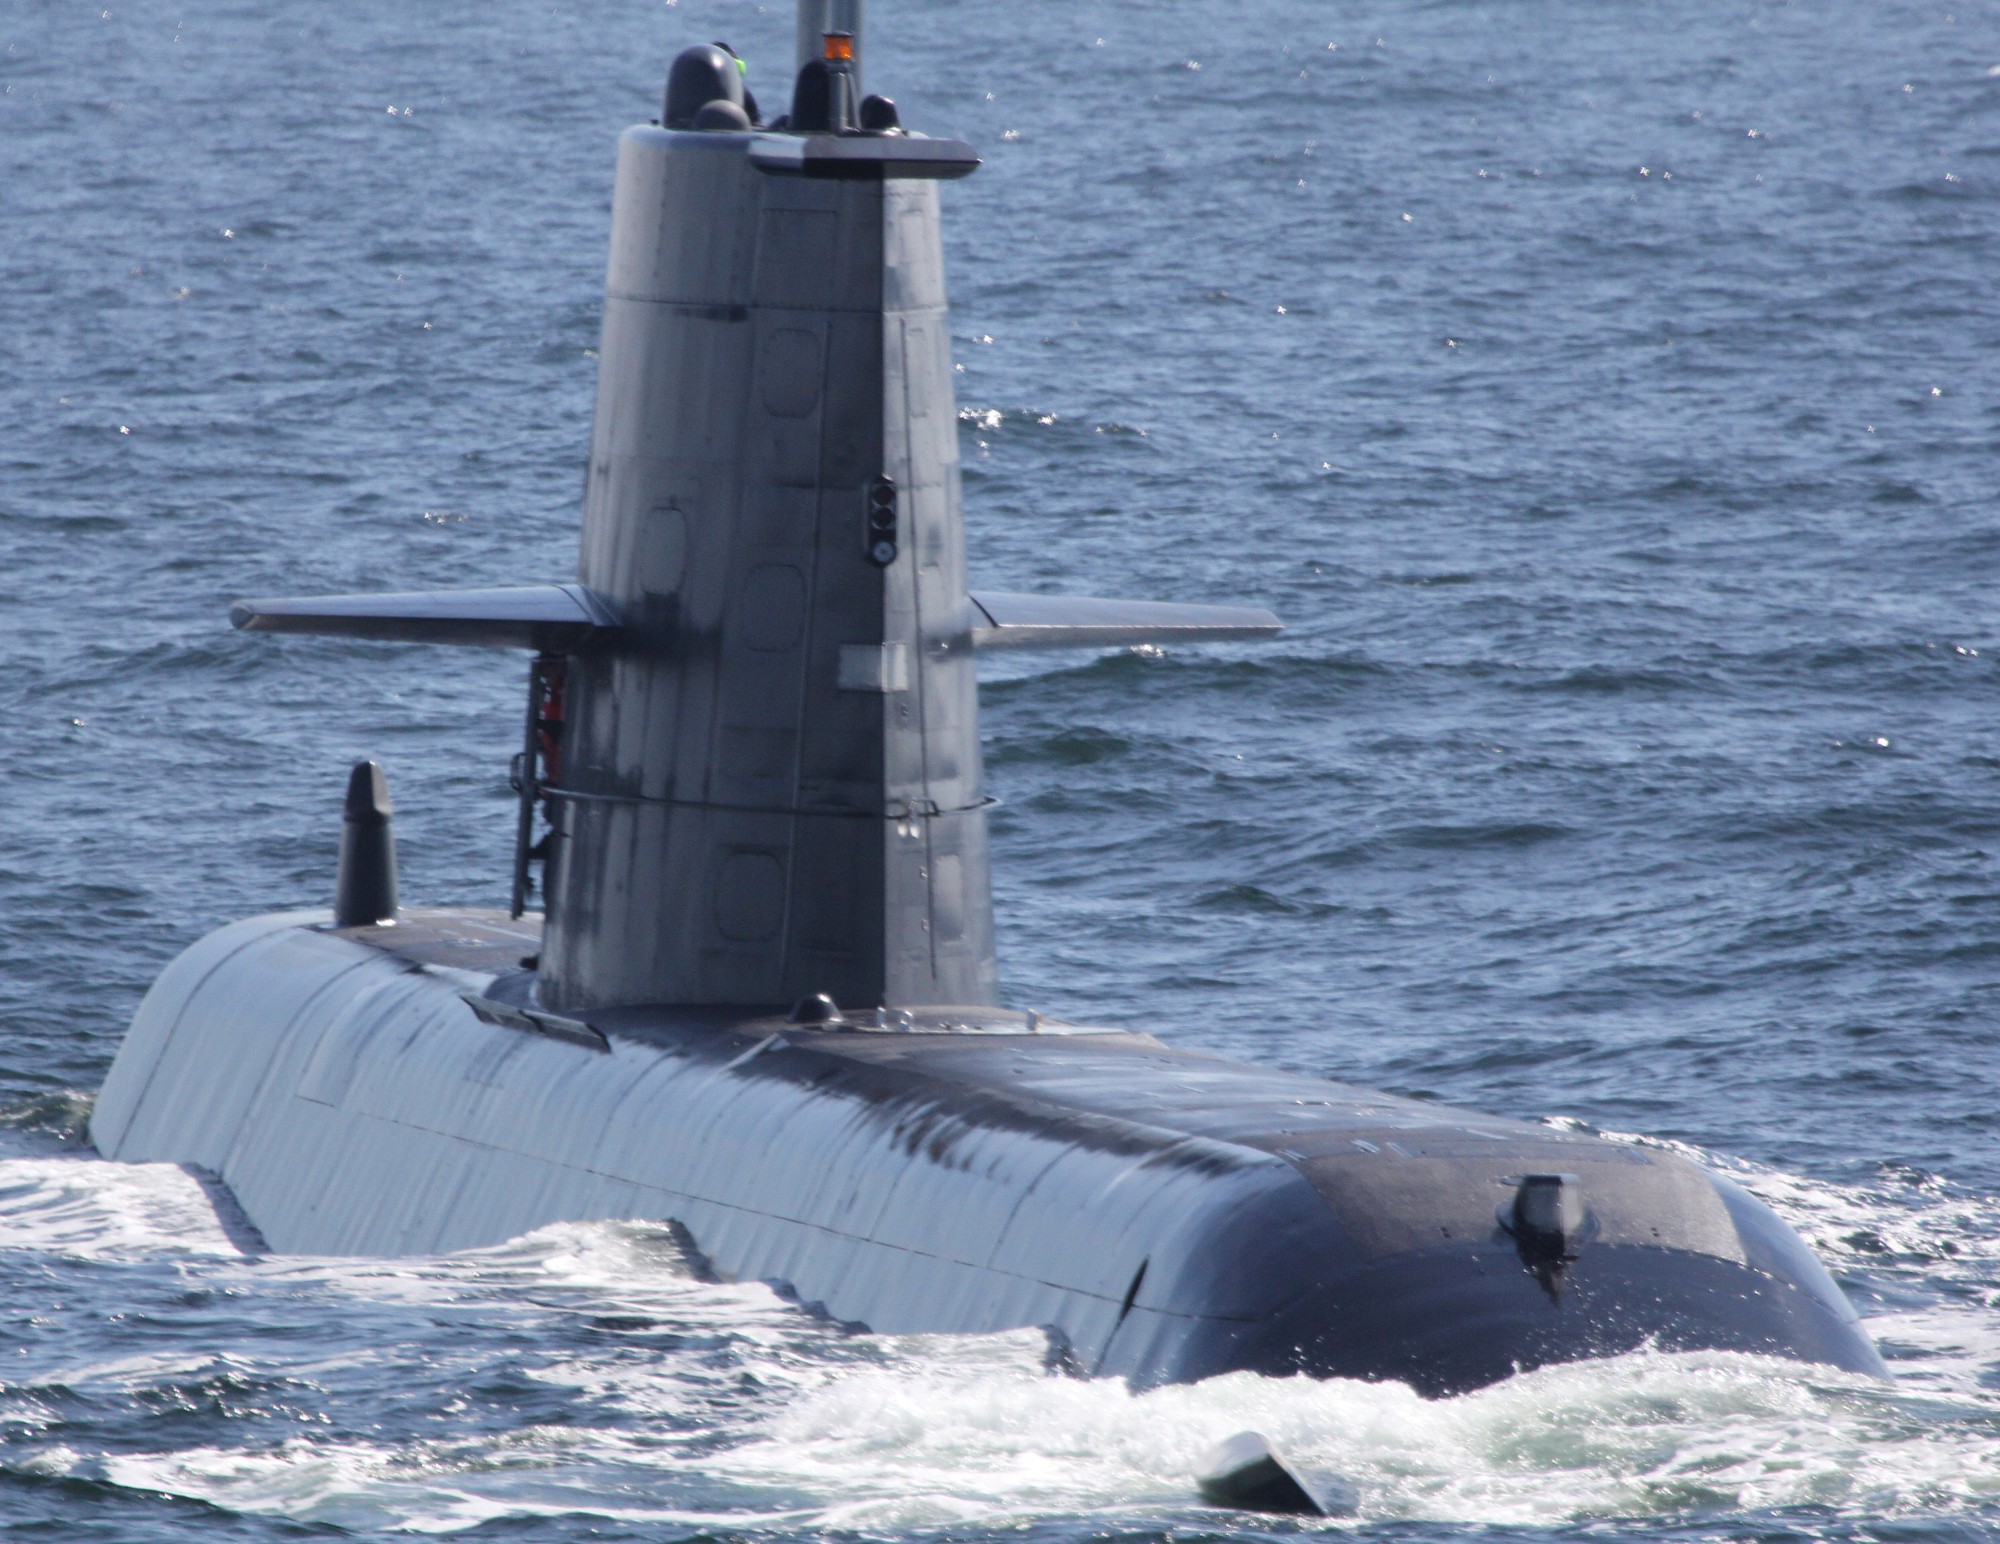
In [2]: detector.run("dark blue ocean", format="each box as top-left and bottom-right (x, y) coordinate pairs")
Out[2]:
(4, 0), (2000, 1537)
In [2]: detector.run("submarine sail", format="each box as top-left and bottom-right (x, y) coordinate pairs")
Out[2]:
(91, 9), (1883, 1397)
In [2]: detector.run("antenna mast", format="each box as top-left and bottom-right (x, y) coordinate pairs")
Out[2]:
(795, 0), (863, 89)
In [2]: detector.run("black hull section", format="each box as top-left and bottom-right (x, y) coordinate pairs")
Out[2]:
(1164, 1243), (1882, 1397)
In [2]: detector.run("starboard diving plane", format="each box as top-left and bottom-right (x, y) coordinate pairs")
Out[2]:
(94, 0), (1884, 1442)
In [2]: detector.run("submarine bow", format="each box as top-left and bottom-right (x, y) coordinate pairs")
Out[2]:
(91, 4), (1884, 1399)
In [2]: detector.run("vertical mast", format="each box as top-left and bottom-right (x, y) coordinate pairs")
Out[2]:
(796, 0), (865, 90)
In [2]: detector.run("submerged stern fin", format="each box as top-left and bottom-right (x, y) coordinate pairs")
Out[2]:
(1195, 1431), (1357, 1517)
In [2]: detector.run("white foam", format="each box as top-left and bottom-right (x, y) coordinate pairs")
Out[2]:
(75, 1338), (2000, 1534)
(11, 1144), (1997, 1533)
(717, 1338), (2000, 1528)
(0, 1156), (238, 1258)
(99, 1426), (823, 1534)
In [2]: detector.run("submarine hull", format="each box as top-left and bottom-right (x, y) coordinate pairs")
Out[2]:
(91, 911), (1883, 1395)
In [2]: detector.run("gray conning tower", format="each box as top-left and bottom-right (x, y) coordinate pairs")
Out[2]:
(232, 4), (1279, 1015)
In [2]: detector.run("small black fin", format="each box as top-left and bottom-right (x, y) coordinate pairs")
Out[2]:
(1194, 1431), (1356, 1517)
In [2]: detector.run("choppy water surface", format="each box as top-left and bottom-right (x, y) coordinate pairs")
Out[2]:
(4, 0), (2000, 1538)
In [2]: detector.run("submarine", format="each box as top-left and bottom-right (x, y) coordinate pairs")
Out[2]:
(92, 4), (1884, 1401)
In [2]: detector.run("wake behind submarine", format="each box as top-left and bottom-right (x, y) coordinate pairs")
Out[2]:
(92, 6), (1883, 1401)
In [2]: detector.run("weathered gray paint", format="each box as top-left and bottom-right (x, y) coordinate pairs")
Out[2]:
(92, 912), (1884, 1393)
(537, 127), (994, 1014)
(218, 116), (1273, 1016)
(92, 917), (1207, 1373)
